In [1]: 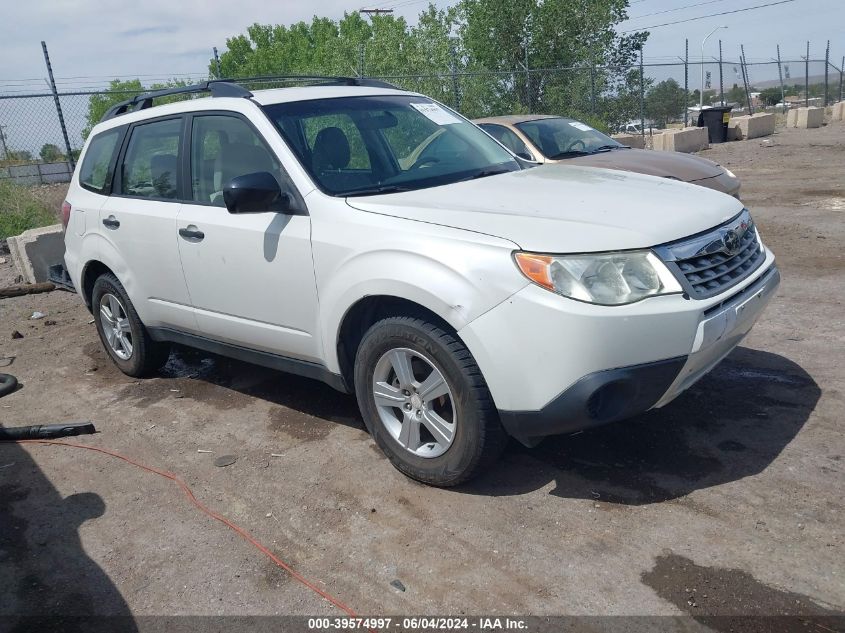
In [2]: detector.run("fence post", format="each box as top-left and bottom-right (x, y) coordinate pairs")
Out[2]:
(824, 40), (830, 106)
(524, 34), (531, 111)
(683, 39), (689, 127)
(719, 40), (724, 106)
(740, 45), (753, 115)
(777, 44), (785, 106)
(639, 48), (645, 142)
(805, 41), (809, 107)
(0, 124), (8, 161)
(41, 41), (75, 170)
(449, 41), (461, 111)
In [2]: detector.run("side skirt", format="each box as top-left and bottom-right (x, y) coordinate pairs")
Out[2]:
(147, 327), (349, 393)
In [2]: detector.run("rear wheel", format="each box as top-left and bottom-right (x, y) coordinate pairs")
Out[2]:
(354, 316), (507, 486)
(92, 273), (170, 377)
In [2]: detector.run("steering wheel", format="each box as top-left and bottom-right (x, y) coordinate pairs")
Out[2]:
(565, 139), (587, 153)
(409, 156), (440, 170)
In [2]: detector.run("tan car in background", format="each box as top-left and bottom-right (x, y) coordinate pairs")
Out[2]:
(474, 114), (741, 198)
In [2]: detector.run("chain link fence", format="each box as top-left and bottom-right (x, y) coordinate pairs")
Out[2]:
(1, 54), (842, 186)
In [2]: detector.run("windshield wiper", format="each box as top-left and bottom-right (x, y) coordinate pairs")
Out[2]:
(548, 150), (592, 159)
(589, 144), (626, 153)
(461, 167), (514, 182)
(345, 184), (412, 197)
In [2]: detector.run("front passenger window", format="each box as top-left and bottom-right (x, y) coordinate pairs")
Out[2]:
(120, 118), (182, 199)
(190, 115), (280, 207)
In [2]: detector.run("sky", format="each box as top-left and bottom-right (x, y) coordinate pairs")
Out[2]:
(0, 0), (842, 93)
(0, 0), (842, 154)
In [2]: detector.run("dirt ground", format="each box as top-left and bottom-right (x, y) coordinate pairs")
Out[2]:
(1, 122), (843, 628)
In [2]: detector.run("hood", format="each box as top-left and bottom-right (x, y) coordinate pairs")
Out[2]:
(345, 164), (744, 253)
(562, 148), (724, 182)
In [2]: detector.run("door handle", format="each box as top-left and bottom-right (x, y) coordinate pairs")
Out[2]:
(178, 226), (205, 241)
(102, 216), (120, 229)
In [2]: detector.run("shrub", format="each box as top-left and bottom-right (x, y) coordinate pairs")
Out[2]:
(0, 180), (59, 239)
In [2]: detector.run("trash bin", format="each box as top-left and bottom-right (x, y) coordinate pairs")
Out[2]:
(697, 106), (733, 143)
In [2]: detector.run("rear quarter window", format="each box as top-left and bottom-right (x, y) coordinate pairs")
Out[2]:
(79, 127), (123, 194)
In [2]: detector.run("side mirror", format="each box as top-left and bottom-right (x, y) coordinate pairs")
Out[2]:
(223, 172), (300, 215)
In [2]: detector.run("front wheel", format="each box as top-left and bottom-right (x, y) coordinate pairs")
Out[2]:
(354, 316), (507, 486)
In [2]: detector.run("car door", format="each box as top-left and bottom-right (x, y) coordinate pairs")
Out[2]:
(100, 115), (198, 333)
(175, 112), (320, 363)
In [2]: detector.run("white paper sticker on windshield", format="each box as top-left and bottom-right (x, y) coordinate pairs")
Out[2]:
(569, 122), (593, 132)
(410, 102), (462, 125)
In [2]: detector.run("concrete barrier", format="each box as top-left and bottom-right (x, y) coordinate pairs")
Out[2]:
(832, 101), (845, 121)
(730, 113), (776, 140)
(787, 107), (825, 129)
(7, 224), (65, 284)
(611, 133), (645, 149)
(652, 127), (709, 153)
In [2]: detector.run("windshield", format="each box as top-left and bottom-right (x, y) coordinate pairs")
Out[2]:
(262, 95), (520, 196)
(514, 118), (624, 159)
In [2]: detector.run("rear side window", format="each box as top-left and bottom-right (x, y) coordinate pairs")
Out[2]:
(79, 128), (122, 194)
(120, 118), (182, 199)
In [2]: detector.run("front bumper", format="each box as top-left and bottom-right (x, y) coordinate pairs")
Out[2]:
(458, 253), (779, 443)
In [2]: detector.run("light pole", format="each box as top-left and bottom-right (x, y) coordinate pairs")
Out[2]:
(701, 25), (728, 108)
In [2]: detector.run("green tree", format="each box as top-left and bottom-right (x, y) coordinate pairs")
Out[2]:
(83, 79), (144, 140)
(211, 1), (648, 121)
(645, 78), (686, 128)
(39, 143), (64, 163)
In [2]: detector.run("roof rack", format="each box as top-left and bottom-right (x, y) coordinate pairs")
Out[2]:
(101, 81), (252, 121)
(100, 76), (399, 122)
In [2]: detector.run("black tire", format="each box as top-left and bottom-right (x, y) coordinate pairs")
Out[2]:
(354, 316), (507, 486)
(91, 273), (170, 377)
(0, 373), (17, 398)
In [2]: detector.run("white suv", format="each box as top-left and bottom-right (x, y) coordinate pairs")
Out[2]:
(63, 79), (780, 486)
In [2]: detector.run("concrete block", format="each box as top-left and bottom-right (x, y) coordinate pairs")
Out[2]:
(831, 101), (845, 121)
(611, 133), (645, 149)
(731, 113), (776, 140)
(727, 125), (743, 141)
(652, 127), (709, 153)
(7, 224), (65, 284)
(787, 107), (825, 129)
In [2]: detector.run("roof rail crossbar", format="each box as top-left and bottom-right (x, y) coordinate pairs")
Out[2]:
(99, 75), (399, 122)
(100, 80), (253, 122)
(216, 75), (399, 89)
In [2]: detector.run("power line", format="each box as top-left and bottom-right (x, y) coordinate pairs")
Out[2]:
(626, 0), (731, 21)
(621, 0), (798, 32)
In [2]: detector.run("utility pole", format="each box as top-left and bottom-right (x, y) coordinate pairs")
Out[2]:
(213, 47), (222, 79)
(719, 39), (724, 105)
(360, 8), (393, 16)
(776, 45), (785, 106)
(41, 41), (76, 169)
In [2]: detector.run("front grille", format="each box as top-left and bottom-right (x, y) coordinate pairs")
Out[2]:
(655, 209), (765, 299)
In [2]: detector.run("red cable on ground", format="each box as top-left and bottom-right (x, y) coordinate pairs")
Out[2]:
(14, 439), (371, 626)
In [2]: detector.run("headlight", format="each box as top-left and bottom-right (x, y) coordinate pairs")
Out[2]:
(514, 250), (683, 305)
